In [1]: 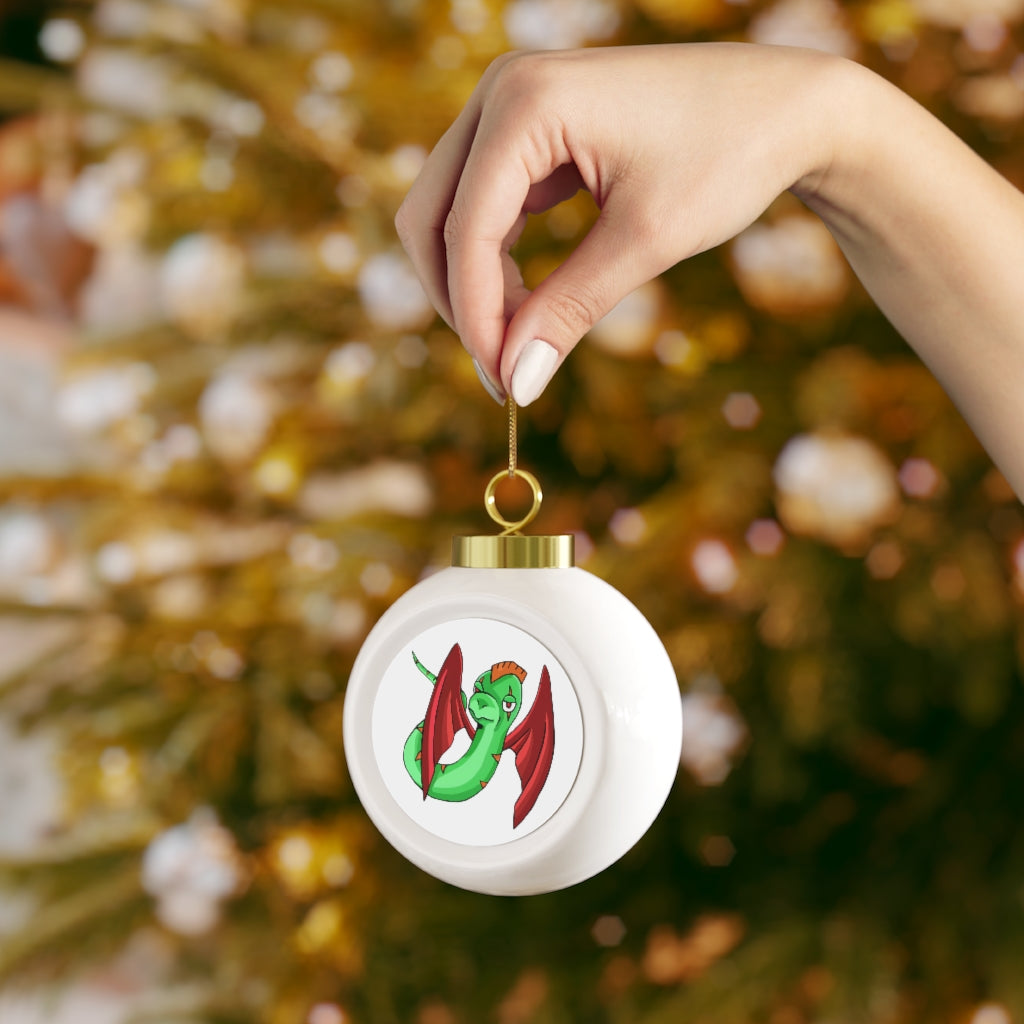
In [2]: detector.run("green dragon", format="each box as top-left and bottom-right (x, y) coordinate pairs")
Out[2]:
(402, 642), (555, 829)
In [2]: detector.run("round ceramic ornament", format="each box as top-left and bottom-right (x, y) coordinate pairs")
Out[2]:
(344, 405), (682, 895)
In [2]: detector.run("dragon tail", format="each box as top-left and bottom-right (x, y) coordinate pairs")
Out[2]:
(411, 651), (437, 684)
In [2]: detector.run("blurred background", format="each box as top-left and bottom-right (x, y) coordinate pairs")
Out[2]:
(1, 0), (1023, 1022)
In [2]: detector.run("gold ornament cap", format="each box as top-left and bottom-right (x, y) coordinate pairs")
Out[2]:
(452, 532), (575, 569)
(452, 466), (574, 569)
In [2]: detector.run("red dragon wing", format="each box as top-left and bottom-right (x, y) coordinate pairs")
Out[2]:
(421, 643), (474, 799)
(503, 665), (555, 827)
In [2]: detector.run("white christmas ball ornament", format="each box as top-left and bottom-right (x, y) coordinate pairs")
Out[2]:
(345, 477), (682, 895)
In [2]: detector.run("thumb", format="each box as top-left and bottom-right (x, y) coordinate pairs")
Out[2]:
(500, 209), (655, 406)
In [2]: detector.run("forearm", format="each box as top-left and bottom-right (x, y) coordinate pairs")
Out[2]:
(795, 59), (1024, 497)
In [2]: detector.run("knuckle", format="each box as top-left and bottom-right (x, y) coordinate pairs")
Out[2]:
(546, 286), (604, 337)
(486, 52), (555, 117)
(442, 204), (468, 250)
(482, 50), (523, 81)
(489, 51), (536, 89)
(486, 50), (539, 89)
(394, 200), (415, 250)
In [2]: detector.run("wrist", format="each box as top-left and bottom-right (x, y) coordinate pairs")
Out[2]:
(789, 54), (878, 213)
(790, 56), (952, 256)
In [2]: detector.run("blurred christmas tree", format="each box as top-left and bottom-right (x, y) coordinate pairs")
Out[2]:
(1, 0), (1023, 1022)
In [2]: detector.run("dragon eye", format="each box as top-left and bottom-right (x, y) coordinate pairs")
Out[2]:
(502, 698), (516, 714)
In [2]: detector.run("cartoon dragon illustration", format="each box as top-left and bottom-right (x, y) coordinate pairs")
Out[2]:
(402, 643), (555, 828)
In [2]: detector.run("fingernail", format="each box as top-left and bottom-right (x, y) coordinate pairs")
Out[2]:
(510, 339), (559, 407)
(472, 358), (506, 405)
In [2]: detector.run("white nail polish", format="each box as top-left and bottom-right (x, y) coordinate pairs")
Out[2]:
(510, 339), (559, 407)
(472, 358), (506, 405)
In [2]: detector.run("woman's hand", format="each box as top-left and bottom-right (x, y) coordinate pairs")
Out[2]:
(396, 43), (844, 404)
(396, 42), (1024, 499)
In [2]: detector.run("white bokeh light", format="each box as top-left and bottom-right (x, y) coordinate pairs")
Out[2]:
(357, 253), (434, 331)
(691, 539), (739, 594)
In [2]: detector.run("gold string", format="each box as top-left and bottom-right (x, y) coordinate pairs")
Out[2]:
(507, 396), (517, 478)
(484, 397), (541, 534)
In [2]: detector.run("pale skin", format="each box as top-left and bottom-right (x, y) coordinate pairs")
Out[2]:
(395, 43), (1024, 500)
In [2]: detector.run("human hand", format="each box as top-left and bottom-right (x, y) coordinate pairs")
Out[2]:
(395, 43), (846, 405)
(397, 41), (1024, 499)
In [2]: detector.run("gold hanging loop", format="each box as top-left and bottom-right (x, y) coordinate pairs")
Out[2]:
(484, 468), (542, 535)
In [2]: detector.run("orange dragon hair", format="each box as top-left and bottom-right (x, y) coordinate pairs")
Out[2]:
(490, 660), (527, 683)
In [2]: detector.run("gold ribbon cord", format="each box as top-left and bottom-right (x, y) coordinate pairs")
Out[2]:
(483, 398), (541, 535)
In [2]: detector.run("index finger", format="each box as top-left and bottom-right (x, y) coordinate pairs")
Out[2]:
(445, 96), (567, 383)
(394, 55), (520, 331)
